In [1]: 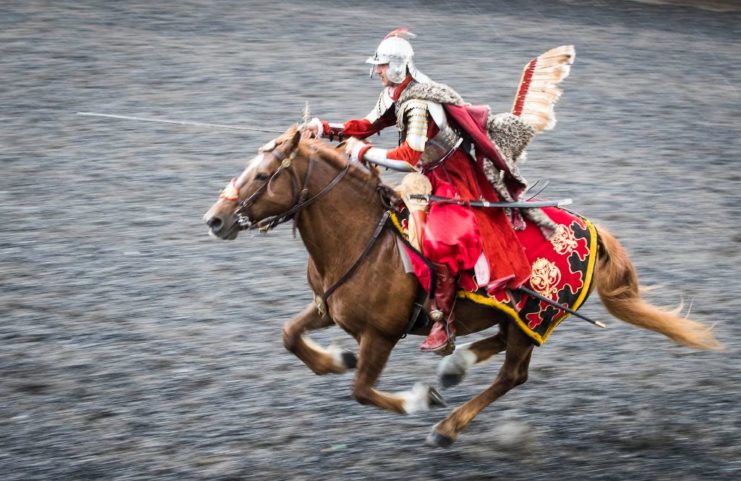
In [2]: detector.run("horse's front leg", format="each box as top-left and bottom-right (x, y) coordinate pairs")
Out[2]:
(352, 329), (446, 414)
(282, 303), (357, 375)
(427, 326), (534, 447)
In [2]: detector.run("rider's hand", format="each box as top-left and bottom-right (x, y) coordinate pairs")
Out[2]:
(305, 117), (324, 137)
(345, 137), (369, 163)
(344, 137), (365, 155)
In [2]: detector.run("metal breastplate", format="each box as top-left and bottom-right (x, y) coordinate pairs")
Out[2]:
(419, 124), (463, 166)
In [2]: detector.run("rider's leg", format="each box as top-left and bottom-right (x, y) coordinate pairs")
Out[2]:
(420, 262), (458, 355)
(416, 186), (480, 356)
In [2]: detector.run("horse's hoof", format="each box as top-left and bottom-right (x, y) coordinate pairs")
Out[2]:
(341, 351), (357, 369)
(425, 425), (455, 448)
(427, 386), (447, 408)
(439, 372), (464, 389)
(436, 344), (476, 389)
(402, 383), (446, 413)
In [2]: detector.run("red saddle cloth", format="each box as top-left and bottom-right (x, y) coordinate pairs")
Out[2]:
(393, 206), (598, 345)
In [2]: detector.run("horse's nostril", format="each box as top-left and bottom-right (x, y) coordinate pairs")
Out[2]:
(207, 216), (223, 231)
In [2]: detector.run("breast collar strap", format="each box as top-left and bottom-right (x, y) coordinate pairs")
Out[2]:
(315, 209), (391, 319)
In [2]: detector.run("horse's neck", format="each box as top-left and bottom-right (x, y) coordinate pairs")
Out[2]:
(296, 161), (385, 279)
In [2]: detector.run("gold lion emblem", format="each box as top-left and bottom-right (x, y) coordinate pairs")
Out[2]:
(550, 224), (578, 255)
(530, 258), (561, 298)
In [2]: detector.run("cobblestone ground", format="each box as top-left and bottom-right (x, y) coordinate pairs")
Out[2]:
(1, 1), (739, 480)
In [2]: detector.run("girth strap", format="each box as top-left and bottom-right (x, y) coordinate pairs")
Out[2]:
(386, 217), (439, 338)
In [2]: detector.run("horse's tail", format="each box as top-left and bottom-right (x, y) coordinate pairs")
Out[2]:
(594, 225), (722, 350)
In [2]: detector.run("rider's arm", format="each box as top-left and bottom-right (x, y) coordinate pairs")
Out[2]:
(354, 112), (438, 167)
(320, 109), (396, 141)
(315, 87), (398, 141)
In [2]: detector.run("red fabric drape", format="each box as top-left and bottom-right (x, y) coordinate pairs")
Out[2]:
(338, 80), (531, 291)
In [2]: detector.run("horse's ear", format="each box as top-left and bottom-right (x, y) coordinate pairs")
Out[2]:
(289, 128), (302, 151)
(278, 125), (302, 153)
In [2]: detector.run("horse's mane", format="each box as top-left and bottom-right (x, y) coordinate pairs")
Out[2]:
(300, 137), (378, 185)
(269, 127), (391, 202)
(300, 136), (402, 209)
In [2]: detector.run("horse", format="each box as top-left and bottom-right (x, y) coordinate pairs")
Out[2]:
(203, 125), (721, 447)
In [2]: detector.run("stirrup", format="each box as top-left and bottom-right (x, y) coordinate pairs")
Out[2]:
(429, 308), (444, 323)
(420, 321), (456, 356)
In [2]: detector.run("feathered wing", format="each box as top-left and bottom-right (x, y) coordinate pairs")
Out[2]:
(511, 45), (575, 133)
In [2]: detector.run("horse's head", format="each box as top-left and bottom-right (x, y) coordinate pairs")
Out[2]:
(203, 126), (305, 240)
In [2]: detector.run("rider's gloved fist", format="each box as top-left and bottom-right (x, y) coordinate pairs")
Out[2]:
(346, 137), (370, 164)
(305, 117), (324, 137)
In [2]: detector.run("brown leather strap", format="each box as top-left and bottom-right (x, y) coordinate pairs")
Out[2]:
(319, 210), (390, 315)
(292, 151), (317, 237)
(254, 161), (351, 232)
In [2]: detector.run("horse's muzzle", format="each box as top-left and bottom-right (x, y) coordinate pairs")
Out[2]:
(203, 212), (239, 240)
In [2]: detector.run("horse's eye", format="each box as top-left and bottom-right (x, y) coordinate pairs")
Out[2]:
(255, 172), (270, 181)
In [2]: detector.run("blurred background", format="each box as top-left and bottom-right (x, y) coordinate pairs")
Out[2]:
(1, 0), (739, 479)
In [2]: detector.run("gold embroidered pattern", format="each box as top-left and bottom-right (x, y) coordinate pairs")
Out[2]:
(550, 223), (578, 255)
(530, 257), (561, 298)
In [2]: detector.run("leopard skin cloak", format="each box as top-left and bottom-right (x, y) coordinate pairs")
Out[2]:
(396, 80), (557, 237)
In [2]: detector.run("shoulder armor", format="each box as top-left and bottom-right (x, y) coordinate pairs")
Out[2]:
(397, 99), (429, 152)
(397, 99), (447, 129)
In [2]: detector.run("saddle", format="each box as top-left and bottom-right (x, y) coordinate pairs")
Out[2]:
(389, 206), (599, 345)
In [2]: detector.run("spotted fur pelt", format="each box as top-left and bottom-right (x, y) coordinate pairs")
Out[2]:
(397, 82), (534, 161)
(398, 81), (556, 237)
(397, 81), (467, 107)
(487, 113), (535, 163)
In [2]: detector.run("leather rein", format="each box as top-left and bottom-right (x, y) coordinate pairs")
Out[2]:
(233, 141), (391, 318)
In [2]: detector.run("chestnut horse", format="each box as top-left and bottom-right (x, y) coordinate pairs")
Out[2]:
(203, 126), (720, 447)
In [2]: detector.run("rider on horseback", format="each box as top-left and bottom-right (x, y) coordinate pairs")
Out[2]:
(308, 29), (537, 355)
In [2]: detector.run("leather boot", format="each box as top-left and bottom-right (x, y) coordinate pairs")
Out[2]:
(420, 263), (457, 356)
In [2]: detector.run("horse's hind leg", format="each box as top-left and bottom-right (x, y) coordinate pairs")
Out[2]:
(282, 303), (356, 375)
(352, 329), (446, 414)
(427, 326), (534, 447)
(437, 327), (508, 388)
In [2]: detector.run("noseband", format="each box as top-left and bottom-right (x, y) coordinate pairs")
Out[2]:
(233, 143), (352, 232)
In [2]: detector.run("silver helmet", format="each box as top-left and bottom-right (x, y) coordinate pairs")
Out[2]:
(366, 29), (430, 84)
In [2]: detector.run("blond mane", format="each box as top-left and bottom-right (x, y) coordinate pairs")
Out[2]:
(300, 136), (378, 185)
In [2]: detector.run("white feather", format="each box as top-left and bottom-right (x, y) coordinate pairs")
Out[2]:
(511, 45), (576, 133)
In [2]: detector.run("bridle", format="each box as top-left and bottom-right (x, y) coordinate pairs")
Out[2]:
(231, 140), (352, 233)
(221, 136), (394, 319)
